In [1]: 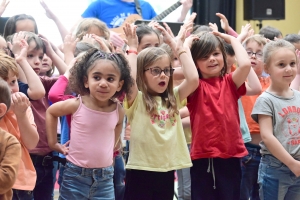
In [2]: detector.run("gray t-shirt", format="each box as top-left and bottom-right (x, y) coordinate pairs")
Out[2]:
(251, 89), (300, 159)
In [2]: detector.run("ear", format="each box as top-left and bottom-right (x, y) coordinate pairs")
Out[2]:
(117, 80), (124, 92)
(0, 103), (7, 119)
(84, 76), (89, 88)
(264, 63), (269, 75)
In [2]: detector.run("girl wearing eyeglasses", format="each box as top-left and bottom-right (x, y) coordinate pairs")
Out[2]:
(123, 21), (198, 200)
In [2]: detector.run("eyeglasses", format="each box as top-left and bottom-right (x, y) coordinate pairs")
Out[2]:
(144, 67), (174, 77)
(246, 51), (263, 59)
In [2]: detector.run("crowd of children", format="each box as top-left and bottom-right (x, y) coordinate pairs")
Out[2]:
(0, 1), (300, 200)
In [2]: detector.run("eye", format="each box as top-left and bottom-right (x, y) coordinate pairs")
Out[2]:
(39, 56), (43, 60)
(27, 54), (34, 58)
(155, 43), (159, 47)
(152, 68), (161, 74)
(213, 52), (220, 56)
(107, 77), (114, 82)
(93, 76), (100, 81)
(278, 63), (285, 67)
(290, 62), (296, 67)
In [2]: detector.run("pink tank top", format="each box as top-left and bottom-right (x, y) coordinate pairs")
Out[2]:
(67, 97), (119, 168)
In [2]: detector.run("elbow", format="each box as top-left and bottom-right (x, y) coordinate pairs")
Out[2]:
(28, 90), (46, 100)
(25, 134), (39, 150)
(48, 93), (61, 104)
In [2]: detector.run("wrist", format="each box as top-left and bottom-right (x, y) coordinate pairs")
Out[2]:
(126, 49), (138, 55)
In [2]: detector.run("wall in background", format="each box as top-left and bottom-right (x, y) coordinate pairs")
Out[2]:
(235, 0), (300, 36)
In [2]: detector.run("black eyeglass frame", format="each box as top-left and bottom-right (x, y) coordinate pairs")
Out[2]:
(144, 67), (175, 77)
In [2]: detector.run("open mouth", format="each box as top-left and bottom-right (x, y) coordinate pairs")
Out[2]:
(208, 64), (218, 68)
(158, 81), (166, 86)
(251, 62), (256, 66)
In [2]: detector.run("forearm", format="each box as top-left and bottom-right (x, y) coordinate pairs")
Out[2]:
(245, 68), (262, 95)
(227, 27), (239, 38)
(48, 76), (70, 103)
(64, 52), (75, 66)
(232, 39), (250, 70)
(17, 59), (45, 100)
(52, 17), (69, 42)
(46, 111), (59, 150)
(16, 114), (39, 150)
(177, 8), (190, 22)
(47, 49), (67, 75)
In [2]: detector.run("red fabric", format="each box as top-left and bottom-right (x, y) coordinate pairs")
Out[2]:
(187, 73), (247, 160)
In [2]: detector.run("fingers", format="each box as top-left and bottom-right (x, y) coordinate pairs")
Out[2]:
(216, 12), (226, 20)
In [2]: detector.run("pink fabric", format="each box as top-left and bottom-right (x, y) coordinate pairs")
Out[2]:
(67, 97), (119, 168)
(227, 27), (239, 38)
(48, 75), (74, 128)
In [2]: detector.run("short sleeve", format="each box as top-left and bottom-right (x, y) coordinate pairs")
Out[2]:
(123, 91), (142, 121)
(18, 80), (29, 99)
(251, 95), (273, 123)
(81, 1), (100, 18)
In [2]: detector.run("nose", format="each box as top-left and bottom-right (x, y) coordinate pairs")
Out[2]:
(99, 79), (108, 87)
(34, 57), (41, 65)
(209, 54), (216, 62)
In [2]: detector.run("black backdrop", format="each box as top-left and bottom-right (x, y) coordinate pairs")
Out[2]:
(192, 0), (236, 32)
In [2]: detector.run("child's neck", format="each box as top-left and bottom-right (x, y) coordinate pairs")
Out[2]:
(267, 83), (293, 98)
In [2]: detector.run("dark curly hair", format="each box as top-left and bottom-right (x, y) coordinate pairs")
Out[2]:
(69, 48), (134, 99)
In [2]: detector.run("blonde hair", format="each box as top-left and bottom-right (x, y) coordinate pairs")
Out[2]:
(0, 52), (19, 80)
(243, 34), (266, 48)
(263, 39), (296, 67)
(137, 47), (178, 116)
(75, 18), (110, 40)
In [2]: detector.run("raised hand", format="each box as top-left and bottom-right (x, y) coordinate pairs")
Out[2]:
(237, 23), (252, 43)
(212, 31), (234, 44)
(14, 38), (29, 63)
(63, 34), (78, 55)
(163, 22), (175, 38)
(154, 24), (175, 47)
(216, 13), (230, 32)
(81, 34), (95, 45)
(209, 22), (218, 32)
(123, 23), (138, 49)
(0, 0), (9, 16)
(38, 33), (55, 55)
(92, 35), (112, 53)
(10, 92), (30, 117)
(40, 0), (57, 21)
(9, 32), (27, 56)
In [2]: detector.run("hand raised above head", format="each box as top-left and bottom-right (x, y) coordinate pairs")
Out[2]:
(123, 23), (138, 49)
(216, 13), (230, 32)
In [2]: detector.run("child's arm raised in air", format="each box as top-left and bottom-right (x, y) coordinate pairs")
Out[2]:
(216, 13), (238, 38)
(258, 114), (300, 177)
(40, 0), (69, 42)
(245, 67), (262, 95)
(114, 104), (125, 152)
(11, 92), (39, 149)
(123, 23), (138, 107)
(12, 33), (45, 100)
(290, 50), (300, 91)
(213, 32), (251, 88)
(46, 98), (79, 154)
(39, 34), (67, 75)
(157, 23), (199, 102)
(0, 0), (9, 17)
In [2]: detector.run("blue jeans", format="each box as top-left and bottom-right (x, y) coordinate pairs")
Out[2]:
(30, 153), (54, 200)
(114, 153), (126, 200)
(59, 161), (114, 200)
(58, 163), (66, 187)
(258, 154), (300, 200)
(12, 189), (33, 200)
(240, 143), (261, 200)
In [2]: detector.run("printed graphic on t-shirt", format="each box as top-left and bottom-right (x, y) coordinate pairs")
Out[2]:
(110, 13), (132, 28)
(278, 106), (300, 145)
(150, 106), (176, 128)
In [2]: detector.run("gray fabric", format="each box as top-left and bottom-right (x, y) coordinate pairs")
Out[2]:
(251, 89), (300, 159)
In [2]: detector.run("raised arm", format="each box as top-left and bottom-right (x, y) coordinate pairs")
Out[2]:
(0, 0), (9, 17)
(177, 0), (193, 22)
(123, 23), (138, 106)
(258, 114), (300, 177)
(13, 33), (45, 100)
(39, 34), (67, 75)
(245, 67), (262, 95)
(214, 32), (251, 88)
(62, 34), (78, 66)
(11, 92), (39, 150)
(216, 13), (239, 38)
(40, 0), (69, 42)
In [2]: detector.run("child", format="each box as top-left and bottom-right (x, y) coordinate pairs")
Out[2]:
(284, 34), (300, 50)
(240, 35), (268, 200)
(46, 48), (134, 199)
(251, 40), (300, 199)
(259, 26), (283, 40)
(0, 78), (21, 200)
(0, 51), (39, 199)
(13, 31), (67, 199)
(188, 31), (251, 200)
(122, 22), (198, 199)
(40, 54), (55, 77)
(3, 14), (38, 40)
(75, 18), (110, 41)
(135, 24), (160, 52)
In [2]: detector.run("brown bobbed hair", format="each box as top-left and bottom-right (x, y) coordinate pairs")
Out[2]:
(191, 31), (228, 79)
(137, 47), (178, 116)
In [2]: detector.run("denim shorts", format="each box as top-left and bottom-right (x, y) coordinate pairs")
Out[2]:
(59, 161), (114, 200)
(258, 154), (300, 200)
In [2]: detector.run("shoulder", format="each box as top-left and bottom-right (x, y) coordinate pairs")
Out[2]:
(0, 129), (19, 145)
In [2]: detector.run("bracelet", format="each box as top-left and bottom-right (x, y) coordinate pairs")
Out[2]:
(126, 49), (138, 55)
(178, 50), (187, 57)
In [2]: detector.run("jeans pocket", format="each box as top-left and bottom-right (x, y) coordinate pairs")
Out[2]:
(267, 156), (283, 169)
(242, 153), (253, 165)
(101, 166), (114, 181)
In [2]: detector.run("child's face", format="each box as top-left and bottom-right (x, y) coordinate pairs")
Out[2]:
(6, 70), (19, 93)
(265, 48), (297, 86)
(144, 55), (171, 95)
(226, 54), (236, 73)
(15, 19), (35, 33)
(245, 41), (264, 77)
(40, 54), (53, 76)
(196, 48), (224, 79)
(137, 33), (160, 53)
(84, 60), (123, 101)
(27, 41), (44, 75)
